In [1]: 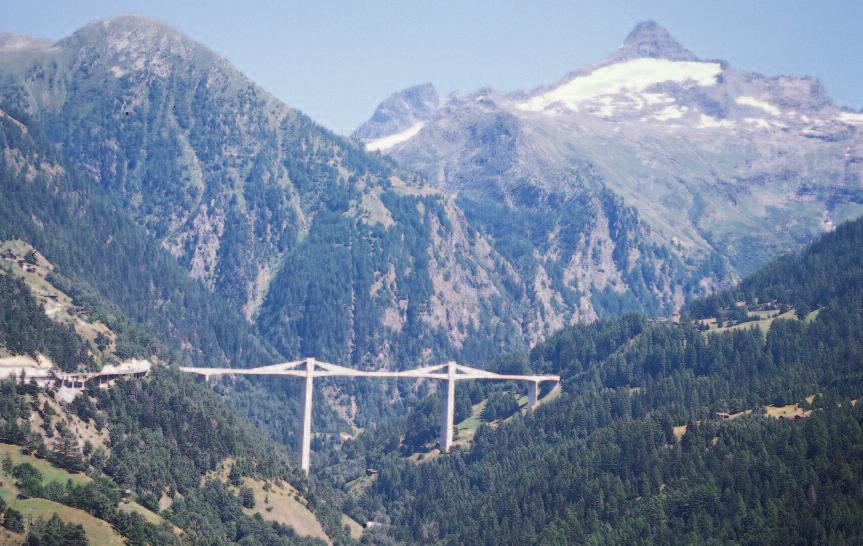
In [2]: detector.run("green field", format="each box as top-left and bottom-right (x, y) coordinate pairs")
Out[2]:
(455, 400), (487, 445)
(708, 309), (797, 336)
(703, 305), (823, 338)
(118, 499), (182, 535)
(240, 477), (329, 543)
(456, 385), (562, 445)
(345, 474), (376, 496)
(0, 443), (124, 544)
(0, 443), (90, 487)
(1, 494), (124, 545)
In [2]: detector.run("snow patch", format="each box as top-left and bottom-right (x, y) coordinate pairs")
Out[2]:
(736, 96), (781, 116)
(641, 92), (674, 106)
(697, 114), (735, 129)
(518, 58), (722, 112)
(653, 105), (687, 121)
(838, 111), (863, 125)
(744, 117), (771, 129)
(365, 122), (426, 152)
(594, 96), (616, 117)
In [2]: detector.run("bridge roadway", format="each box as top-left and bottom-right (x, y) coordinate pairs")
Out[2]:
(57, 359), (152, 387)
(181, 358), (560, 474)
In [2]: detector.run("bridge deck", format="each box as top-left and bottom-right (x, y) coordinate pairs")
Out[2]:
(179, 363), (559, 383)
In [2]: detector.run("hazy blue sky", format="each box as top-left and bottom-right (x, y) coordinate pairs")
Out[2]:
(3, 0), (862, 134)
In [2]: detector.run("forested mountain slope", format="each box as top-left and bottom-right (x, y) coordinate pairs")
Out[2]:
(688, 216), (863, 321)
(0, 366), (354, 544)
(0, 99), (517, 449)
(0, 16), (528, 368)
(0, 248), (351, 544)
(0, 104), (276, 369)
(347, 217), (863, 545)
(0, 272), (91, 372)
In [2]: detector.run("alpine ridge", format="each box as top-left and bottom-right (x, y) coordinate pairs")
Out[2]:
(356, 21), (863, 332)
(0, 16), (526, 369)
(0, 17), (742, 370)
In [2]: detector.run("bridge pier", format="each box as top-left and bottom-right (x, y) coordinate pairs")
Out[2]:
(528, 381), (539, 409)
(439, 361), (456, 453)
(298, 358), (315, 475)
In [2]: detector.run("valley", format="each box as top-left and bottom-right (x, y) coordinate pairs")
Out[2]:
(0, 9), (861, 545)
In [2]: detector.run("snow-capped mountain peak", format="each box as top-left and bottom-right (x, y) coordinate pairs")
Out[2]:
(357, 19), (858, 161)
(515, 22), (727, 117)
(354, 20), (863, 310)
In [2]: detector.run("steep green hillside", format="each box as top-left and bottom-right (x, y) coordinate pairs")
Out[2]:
(0, 368), (346, 545)
(0, 16), (526, 369)
(0, 273), (91, 372)
(346, 217), (863, 544)
(0, 372), (348, 544)
(0, 274), (347, 544)
(688, 217), (863, 322)
(0, 105), (277, 368)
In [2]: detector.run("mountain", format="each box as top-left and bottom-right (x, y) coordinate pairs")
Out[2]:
(0, 16), (529, 369)
(356, 21), (863, 330)
(0, 193), (349, 542)
(0, 104), (277, 370)
(353, 83), (439, 151)
(3, 16), (859, 353)
(0, 17), (741, 369)
(0, 33), (52, 51)
(345, 216), (863, 544)
(603, 20), (698, 63)
(2, 13), (862, 544)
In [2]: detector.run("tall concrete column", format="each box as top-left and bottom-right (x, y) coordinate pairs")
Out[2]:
(527, 381), (539, 410)
(298, 358), (315, 475)
(439, 360), (456, 453)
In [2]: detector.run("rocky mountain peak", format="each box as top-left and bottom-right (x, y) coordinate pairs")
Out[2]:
(68, 15), (182, 43)
(607, 20), (697, 63)
(354, 83), (439, 142)
(59, 15), (202, 64)
(50, 15), (220, 81)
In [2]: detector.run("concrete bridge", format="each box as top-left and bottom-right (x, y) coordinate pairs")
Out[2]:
(180, 358), (560, 474)
(1, 357), (151, 400)
(56, 359), (152, 388)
